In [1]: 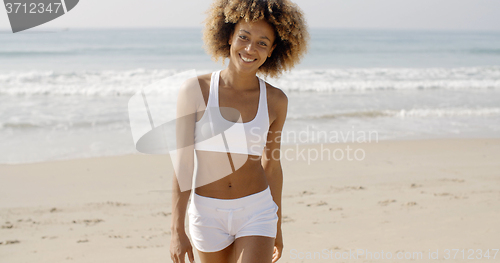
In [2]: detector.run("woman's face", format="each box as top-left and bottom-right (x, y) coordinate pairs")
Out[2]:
(228, 19), (277, 73)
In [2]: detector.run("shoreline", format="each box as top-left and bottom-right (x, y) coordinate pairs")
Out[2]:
(2, 136), (500, 166)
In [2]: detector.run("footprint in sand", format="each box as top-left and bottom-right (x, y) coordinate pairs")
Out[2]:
(282, 215), (295, 223)
(108, 235), (124, 239)
(141, 235), (158, 240)
(306, 201), (328, 207)
(378, 199), (396, 206)
(72, 219), (104, 226)
(85, 202), (130, 207)
(105, 201), (129, 206)
(41, 236), (58, 239)
(154, 212), (171, 217)
(434, 193), (468, 199)
(300, 190), (315, 196)
(440, 178), (465, 183)
(329, 185), (365, 192)
(1, 240), (21, 245)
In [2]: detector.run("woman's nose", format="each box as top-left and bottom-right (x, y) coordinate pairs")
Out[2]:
(245, 42), (256, 53)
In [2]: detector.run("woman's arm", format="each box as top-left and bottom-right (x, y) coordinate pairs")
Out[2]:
(262, 87), (288, 263)
(170, 77), (201, 263)
(171, 77), (198, 225)
(170, 170), (192, 233)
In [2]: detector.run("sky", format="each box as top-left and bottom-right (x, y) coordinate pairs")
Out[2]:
(1, 0), (500, 31)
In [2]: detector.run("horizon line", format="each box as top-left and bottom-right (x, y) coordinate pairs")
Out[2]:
(1, 26), (500, 33)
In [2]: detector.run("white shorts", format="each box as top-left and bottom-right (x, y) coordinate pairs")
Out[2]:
(188, 186), (279, 252)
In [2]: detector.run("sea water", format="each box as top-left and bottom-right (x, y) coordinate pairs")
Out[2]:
(1, 28), (499, 164)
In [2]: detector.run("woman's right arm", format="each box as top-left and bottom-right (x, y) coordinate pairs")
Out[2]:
(170, 77), (202, 263)
(170, 174), (195, 263)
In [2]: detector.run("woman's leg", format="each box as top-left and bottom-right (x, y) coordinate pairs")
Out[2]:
(197, 242), (235, 263)
(233, 236), (275, 263)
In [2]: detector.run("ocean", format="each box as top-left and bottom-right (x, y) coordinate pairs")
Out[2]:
(1, 28), (499, 164)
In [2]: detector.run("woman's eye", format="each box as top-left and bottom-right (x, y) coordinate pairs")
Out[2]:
(260, 42), (267, 46)
(239, 35), (247, 40)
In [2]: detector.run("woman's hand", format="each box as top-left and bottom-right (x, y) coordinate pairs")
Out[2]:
(170, 230), (195, 263)
(272, 230), (284, 263)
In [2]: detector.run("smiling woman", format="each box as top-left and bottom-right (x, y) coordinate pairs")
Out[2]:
(169, 1), (309, 263)
(203, 0), (309, 78)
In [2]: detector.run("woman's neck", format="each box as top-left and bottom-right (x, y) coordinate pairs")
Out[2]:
(220, 65), (259, 91)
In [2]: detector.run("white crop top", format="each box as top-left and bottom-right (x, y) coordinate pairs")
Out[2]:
(194, 70), (270, 156)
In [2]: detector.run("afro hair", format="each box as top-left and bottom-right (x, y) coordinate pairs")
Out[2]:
(203, 0), (309, 78)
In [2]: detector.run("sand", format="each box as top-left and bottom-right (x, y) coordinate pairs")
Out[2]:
(1, 138), (499, 262)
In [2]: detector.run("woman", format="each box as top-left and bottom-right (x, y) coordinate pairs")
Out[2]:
(170, 0), (308, 262)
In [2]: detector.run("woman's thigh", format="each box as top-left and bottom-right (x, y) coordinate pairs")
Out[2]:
(234, 236), (275, 263)
(197, 242), (235, 263)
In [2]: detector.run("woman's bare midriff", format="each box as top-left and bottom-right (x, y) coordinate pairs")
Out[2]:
(194, 153), (269, 199)
(192, 73), (270, 199)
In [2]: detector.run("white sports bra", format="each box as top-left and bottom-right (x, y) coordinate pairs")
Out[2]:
(194, 70), (270, 156)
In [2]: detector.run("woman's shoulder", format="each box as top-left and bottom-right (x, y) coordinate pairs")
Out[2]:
(265, 82), (288, 107)
(196, 73), (212, 95)
(179, 73), (211, 94)
(196, 73), (212, 85)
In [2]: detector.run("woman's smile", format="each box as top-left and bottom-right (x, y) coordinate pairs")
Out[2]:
(239, 53), (257, 63)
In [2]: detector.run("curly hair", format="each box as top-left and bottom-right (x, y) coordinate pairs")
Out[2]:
(203, 0), (309, 78)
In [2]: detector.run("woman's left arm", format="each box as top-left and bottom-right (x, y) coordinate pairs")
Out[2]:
(262, 87), (288, 263)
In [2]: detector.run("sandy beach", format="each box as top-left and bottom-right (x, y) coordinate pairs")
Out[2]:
(1, 138), (499, 262)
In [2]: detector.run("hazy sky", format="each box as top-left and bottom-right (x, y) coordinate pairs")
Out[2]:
(1, 0), (500, 31)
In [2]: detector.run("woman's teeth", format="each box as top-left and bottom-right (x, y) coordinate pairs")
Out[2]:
(241, 55), (255, 62)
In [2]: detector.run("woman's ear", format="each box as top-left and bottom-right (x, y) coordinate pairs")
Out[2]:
(268, 43), (277, 58)
(228, 30), (234, 46)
